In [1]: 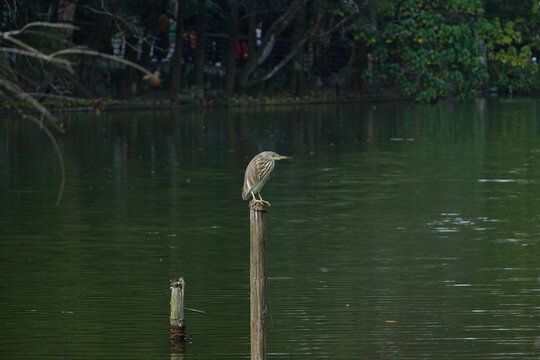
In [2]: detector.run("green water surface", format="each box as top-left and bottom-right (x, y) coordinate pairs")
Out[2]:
(2, 98), (540, 359)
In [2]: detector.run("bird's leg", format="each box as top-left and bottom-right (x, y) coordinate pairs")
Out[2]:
(257, 193), (271, 207)
(249, 192), (271, 207)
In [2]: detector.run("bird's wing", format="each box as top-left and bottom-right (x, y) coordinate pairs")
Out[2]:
(241, 156), (258, 199)
(255, 156), (273, 180)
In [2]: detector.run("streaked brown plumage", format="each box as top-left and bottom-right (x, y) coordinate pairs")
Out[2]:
(242, 151), (291, 206)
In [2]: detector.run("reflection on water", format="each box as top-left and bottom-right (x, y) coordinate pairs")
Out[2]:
(2, 98), (540, 359)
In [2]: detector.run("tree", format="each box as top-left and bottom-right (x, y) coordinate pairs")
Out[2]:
(225, 0), (239, 95)
(194, 0), (208, 86)
(119, 30), (138, 99)
(247, 0), (257, 59)
(170, 0), (186, 95)
(236, 0), (309, 90)
(361, 0), (488, 102)
(57, 0), (78, 41)
(481, 2), (540, 93)
(289, 3), (306, 96)
(236, 0), (357, 91)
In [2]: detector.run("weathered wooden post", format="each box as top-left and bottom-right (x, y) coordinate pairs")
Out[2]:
(170, 278), (186, 342)
(249, 201), (267, 360)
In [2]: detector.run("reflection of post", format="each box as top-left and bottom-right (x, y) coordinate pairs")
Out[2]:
(170, 278), (186, 342)
(170, 343), (185, 360)
(249, 201), (267, 360)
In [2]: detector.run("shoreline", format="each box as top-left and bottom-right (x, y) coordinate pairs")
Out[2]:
(1, 90), (522, 117)
(2, 91), (408, 117)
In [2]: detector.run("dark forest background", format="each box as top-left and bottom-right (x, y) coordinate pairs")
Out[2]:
(1, 0), (540, 110)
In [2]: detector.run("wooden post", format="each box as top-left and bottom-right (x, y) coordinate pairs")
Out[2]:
(249, 201), (267, 360)
(170, 278), (186, 342)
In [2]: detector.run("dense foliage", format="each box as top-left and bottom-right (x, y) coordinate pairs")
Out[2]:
(358, 0), (540, 102)
(1, 0), (540, 104)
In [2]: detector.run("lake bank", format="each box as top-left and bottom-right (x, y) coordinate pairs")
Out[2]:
(2, 87), (410, 118)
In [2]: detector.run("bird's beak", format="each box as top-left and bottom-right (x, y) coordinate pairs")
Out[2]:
(276, 155), (292, 160)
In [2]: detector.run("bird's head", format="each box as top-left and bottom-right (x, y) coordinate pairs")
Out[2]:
(271, 152), (292, 160)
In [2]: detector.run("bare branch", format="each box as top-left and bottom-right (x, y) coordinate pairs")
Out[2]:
(26, 93), (88, 102)
(0, 20), (156, 206)
(0, 22), (81, 73)
(21, 21), (77, 34)
(0, 46), (74, 70)
(0, 78), (63, 133)
(50, 47), (161, 86)
(50, 47), (155, 79)
(2, 21), (78, 36)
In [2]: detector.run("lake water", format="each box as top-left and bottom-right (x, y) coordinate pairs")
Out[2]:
(2, 98), (540, 359)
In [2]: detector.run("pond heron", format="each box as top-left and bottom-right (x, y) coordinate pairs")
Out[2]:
(242, 151), (291, 206)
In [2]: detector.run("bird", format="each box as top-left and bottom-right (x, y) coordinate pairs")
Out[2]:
(242, 151), (291, 206)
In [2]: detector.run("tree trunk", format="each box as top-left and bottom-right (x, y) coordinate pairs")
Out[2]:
(225, 0), (239, 95)
(237, 0), (309, 91)
(343, 41), (365, 92)
(194, 0), (207, 86)
(289, 3), (305, 96)
(119, 31), (137, 99)
(248, 0), (257, 58)
(57, 0), (78, 42)
(305, 2), (323, 73)
(85, 14), (114, 50)
(170, 0), (185, 95)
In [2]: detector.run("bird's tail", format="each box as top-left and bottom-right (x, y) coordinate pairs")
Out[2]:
(241, 186), (249, 200)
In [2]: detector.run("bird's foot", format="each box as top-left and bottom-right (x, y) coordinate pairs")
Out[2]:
(250, 199), (271, 207)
